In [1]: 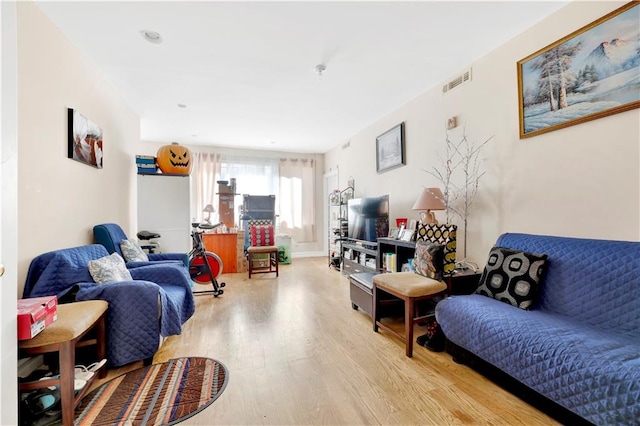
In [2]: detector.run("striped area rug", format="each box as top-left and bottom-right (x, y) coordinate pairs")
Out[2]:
(75, 357), (228, 425)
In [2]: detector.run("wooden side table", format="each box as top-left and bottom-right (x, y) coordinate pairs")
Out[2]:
(19, 300), (108, 426)
(446, 269), (482, 295)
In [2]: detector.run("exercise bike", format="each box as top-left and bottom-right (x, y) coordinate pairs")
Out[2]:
(188, 222), (226, 297)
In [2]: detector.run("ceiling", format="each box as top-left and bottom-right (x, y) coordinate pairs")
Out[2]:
(34, 1), (569, 154)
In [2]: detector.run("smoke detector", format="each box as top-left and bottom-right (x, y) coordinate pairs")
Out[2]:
(141, 30), (163, 44)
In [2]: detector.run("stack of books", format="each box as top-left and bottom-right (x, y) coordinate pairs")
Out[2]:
(136, 155), (157, 174)
(384, 253), (397, 272)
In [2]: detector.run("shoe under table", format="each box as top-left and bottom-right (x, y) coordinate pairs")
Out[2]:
(19, 300), (108, 426)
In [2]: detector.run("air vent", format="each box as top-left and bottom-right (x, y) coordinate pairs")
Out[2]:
(442, 68), (472, 94)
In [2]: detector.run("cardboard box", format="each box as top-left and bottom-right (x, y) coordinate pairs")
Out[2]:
(218, 183), (232, 194)
(251, 253), (270, 269)
(18, 296), (58, 340)
(137, 162), (158, 174)
(135, 155), (156, 164)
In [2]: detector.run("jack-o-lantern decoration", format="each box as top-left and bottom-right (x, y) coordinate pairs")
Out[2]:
(156, 142), (192, 175)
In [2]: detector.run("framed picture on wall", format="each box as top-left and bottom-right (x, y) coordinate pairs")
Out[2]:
(67, 108), (103, 168)
(517, 2), (640, 139)
(376, 122), (405, 173)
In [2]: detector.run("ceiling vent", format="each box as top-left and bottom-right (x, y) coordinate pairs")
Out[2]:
(442, 68), (472, 94)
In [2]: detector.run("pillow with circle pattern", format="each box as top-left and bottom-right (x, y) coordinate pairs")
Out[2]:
(250, 225), (274, 246)
(120, 239), (149, 262)
(475, 246), (548, 310)
(88, 252), (133, 284)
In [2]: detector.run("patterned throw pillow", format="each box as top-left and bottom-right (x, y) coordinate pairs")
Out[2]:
(475, 246), (548, 310)
(415, 223), (457, 275)
(88, 253), (133, 284)
(413, 241), (444, 281)
(120, 239), (149, 262)
(250, 225), (274, 246)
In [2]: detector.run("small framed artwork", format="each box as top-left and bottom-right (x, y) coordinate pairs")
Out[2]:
(388, 227), (399, 239)
(376, 122), (405, 173)
(400, 229), (414, 242)
(397, 224), (405, 240)
(68, 108), (103, 168)
(517, 2), (639, 139)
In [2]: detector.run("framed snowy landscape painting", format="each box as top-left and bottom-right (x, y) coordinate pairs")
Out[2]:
(518, 1), (639, 139)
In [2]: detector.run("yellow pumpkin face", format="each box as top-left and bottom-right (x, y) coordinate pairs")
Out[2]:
(156, 143), (193, 175)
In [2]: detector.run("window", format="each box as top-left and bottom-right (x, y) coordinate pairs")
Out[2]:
(192, 153), (316, 243)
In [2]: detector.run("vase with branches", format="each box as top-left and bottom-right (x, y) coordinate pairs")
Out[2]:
(425, 128), (492, 269)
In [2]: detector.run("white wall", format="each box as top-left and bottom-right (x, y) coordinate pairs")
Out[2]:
(325, 1), (640, 266)
(16, 1), (141, 296)
(2, 1), (19, 423)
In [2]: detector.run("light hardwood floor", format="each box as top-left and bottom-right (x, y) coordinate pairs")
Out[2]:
(104, 257), (558, 425)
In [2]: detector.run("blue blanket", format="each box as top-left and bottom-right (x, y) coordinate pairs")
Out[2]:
(23, 244), (195, 367)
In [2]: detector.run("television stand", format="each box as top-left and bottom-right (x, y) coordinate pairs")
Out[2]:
(341, 241), (378, 275)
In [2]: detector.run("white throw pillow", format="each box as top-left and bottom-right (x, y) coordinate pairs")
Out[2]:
(120, 239), (149, 262)
(88, 253), (133, 284)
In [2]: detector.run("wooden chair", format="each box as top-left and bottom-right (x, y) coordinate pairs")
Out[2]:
(19, 300), (108, 426)
(247, 224), (279, 278)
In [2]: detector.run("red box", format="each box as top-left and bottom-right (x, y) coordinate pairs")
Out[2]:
(396, 218), (408, 228)
(17, 296), (58, 340)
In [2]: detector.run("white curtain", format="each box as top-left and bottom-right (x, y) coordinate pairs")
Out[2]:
(279, 158), (316, 243)
(220, 156), (279, 198)
(191, 152), (221, 223)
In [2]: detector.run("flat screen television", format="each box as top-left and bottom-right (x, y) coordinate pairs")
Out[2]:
(347, 195), (389, 243)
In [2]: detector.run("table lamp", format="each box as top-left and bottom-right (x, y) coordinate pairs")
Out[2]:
(203, 204), (215, 224)
(412, 188), (445, 224)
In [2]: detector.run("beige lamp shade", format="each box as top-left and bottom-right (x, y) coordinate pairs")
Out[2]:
(203, 204), (215, 223)
(412, 188), (445, 224)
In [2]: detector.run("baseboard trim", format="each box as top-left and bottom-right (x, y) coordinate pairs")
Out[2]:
(291, 252), (325, 259)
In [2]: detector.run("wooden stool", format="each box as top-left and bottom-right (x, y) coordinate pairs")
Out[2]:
(373, 272), (446, 357)
(19, 300), (108, 426)
(247, 245), (279, 278)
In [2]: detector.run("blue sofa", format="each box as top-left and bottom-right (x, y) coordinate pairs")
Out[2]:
(436, 233), (640, 425)
(23, 244), (195, 367)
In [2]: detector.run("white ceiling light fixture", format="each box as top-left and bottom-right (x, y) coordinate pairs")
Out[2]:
(141, 30), (162, 44)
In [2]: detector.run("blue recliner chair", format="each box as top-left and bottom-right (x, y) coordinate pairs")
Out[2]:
(23, 244), (195, 367)
(93, 223), (188, 268)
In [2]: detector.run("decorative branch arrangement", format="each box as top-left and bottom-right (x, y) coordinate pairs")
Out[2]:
(424, 128), (492, 261)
